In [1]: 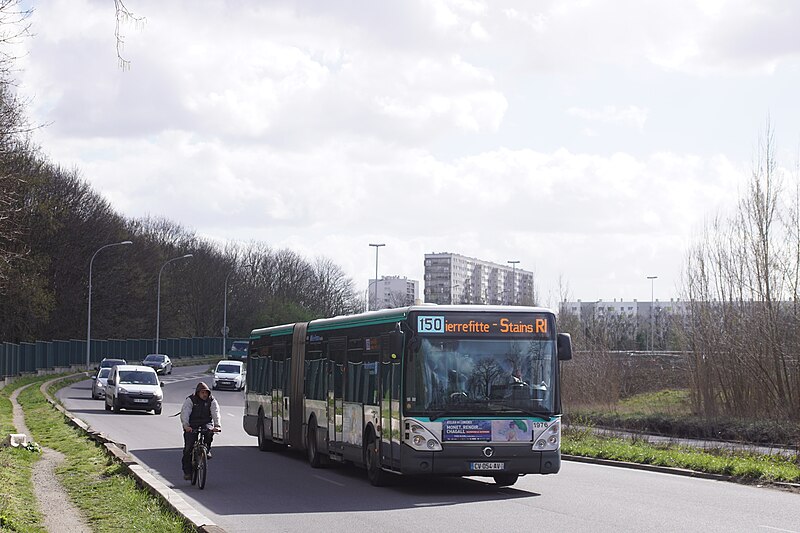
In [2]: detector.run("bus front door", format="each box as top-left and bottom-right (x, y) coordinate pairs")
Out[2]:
(380, 332), (402, 470)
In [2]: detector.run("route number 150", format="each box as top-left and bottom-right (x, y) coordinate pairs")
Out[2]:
(417, 316), (445, 333)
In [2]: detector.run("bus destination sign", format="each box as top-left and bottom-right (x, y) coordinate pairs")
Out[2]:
(416, 313), (550, 337)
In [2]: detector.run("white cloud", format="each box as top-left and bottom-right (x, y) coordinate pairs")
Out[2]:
(567, 106), (649, 131)
(14, 0), (800, 305)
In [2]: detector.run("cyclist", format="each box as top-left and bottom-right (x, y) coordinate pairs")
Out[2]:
(181, 382), (221, 480)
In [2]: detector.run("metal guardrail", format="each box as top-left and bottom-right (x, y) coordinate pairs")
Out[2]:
(0, 336), (247, 378)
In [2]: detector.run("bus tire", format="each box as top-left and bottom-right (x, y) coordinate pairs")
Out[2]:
(257, 413), (271, 452)
(493, 474), (519, 487)
(307, 418), (326, 468)
(365, 430), (388, 486)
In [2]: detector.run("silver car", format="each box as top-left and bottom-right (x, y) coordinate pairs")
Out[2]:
(91, 367), (112, 399)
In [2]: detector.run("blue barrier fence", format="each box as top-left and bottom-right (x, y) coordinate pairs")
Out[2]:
(0, 337), (247, 378)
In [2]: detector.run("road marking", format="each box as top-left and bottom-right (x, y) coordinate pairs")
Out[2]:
(313, 475), (345, 487)
(759, 526), (800, 533)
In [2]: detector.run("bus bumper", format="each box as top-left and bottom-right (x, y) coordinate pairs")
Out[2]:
(399, 443), (560, 476)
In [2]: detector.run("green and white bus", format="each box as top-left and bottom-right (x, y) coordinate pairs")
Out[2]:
(242, 304), (572, 486)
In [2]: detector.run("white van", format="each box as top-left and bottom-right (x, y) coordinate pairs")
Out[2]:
(213, 360), (246, 391)
(105, 364), (164, 415)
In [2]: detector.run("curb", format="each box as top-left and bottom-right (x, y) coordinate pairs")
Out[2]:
(562, 454), (800, 492)
(40, 373), (226, 533)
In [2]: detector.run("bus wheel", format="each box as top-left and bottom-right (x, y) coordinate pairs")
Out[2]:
(307, 419), (326, 468)
(493, 474), (519, 487)
(365, 432), (388, 486)
(257, 413), (271, 452)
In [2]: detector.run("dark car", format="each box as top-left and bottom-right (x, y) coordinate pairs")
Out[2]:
(228, 340), (249, 360)
(142, 353), (173, 375)
(98, 358), (127, 370)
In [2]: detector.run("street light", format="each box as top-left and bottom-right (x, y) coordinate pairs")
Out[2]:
(223, 264), (252, 356)
(156, 253), (193, 353)
(507, 260), (520, 305)
(86, 240), (133, 370)
(647, 275), (658, 352)
(368, 243), (385, 311)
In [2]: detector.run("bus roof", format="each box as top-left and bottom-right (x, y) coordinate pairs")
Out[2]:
(249, 304), (555, 339)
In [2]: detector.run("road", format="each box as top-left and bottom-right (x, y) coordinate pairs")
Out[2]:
(58, 365), (800, 533)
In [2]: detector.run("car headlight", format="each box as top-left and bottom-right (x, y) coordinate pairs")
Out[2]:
(118, 387), (129, 394)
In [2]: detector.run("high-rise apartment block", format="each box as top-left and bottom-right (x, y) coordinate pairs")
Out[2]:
(424, 252), (535, 305)
(368, 275), (420, 310)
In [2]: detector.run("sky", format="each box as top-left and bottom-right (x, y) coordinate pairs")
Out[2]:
(12, 0), (800, 307)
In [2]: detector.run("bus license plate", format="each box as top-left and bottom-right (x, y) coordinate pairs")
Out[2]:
(471, 462), (504, 471)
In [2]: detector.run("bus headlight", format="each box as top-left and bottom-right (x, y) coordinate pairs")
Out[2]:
(404, 420), (442, 451)
(533, 419), (561, 451)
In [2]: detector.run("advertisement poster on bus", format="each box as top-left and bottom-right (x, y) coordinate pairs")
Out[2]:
(442, 420), (492, 441)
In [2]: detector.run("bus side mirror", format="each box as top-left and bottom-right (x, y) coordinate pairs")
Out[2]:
(557, 333), (573, 361)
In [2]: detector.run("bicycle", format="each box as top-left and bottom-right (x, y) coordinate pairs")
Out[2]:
(189, 425), (220, 489)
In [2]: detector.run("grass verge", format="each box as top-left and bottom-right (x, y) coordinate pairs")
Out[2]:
(15, 374), (192, 533)
(563, 425), (800, 484)
(567, 389), (800, 446)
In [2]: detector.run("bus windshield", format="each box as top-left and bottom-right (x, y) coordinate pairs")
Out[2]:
(405, 337), (556, 417)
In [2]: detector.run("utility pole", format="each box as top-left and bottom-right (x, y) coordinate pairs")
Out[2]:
(368, 243), (385, 311)
(507, 260), (520, 305)
(647, 275), (658, 352)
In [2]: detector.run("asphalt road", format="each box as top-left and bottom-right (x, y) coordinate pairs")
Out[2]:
(58, 365), (800, 533)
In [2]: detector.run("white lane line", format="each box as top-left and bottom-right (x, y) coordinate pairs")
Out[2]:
(759, 526), (800, 533)
(313, 475), (345, 487)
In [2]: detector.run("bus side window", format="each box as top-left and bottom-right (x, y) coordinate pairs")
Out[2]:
(363, 347), (379, 405)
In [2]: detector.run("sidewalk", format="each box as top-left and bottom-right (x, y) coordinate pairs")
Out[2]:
(10, 382), (91, 532)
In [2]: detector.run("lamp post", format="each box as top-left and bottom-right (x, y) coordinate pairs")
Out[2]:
(86, 240), (133, 371)
(647, 275), (658, 352)
(368, 243), (385, 311)
(507, 260), (520, 305)
(223, 264), (252, 356)
(156, 254), (193, 353)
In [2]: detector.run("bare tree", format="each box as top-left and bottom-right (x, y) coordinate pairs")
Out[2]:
(114, 0), (144, 70)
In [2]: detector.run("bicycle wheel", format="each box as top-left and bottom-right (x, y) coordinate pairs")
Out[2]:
(197, 447), (208, 489)
(190, 444), (200, 486)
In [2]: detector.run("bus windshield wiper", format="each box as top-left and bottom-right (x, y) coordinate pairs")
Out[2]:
(489, 402), (552, 421)
(428, 401), (489, 421)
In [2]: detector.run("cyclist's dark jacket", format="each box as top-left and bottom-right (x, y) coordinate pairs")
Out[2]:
(187, 394), (213, 427)
(180, 392), (221, 429)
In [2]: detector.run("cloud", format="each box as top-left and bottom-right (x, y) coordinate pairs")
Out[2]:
(567, 106), (649, 131)
(14, 0), (799, 305)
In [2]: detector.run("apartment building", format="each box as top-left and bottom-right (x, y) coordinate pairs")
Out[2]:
(423, 252), (535, 305)
(559, 298), (691, 320)
(368, 275), (420, 310)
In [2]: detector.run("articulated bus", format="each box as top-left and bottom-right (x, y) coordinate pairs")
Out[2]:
(242, 304), (573, 486)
